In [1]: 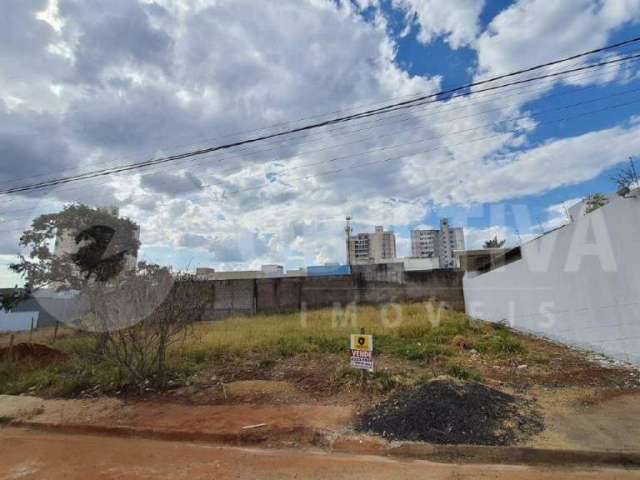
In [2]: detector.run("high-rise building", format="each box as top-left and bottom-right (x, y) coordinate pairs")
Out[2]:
(348, 225), (397, 264)
(411, 218), (465, 268)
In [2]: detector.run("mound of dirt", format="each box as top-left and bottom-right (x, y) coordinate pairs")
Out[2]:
(358, 377), (543, 446)
(0, 343), (69, 365)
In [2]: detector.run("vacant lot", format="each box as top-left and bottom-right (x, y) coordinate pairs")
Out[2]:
(1, 302), (639, 449)
(0, 303), (569, 397)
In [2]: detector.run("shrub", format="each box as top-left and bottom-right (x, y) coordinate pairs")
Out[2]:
(447, 364), (482, 382)
(477, 332), (525, 356)
(451, 335), (475, 350)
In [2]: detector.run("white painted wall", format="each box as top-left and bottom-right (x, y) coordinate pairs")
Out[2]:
(403, 257), (440, 271)
(463, 193), (640, 365)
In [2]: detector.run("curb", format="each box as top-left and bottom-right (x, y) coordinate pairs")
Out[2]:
(11, 420), (322, 447)
(10, 421), (640, 468)
(329, 435), (640, 468)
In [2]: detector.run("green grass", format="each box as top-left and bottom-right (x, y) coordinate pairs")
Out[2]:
(0, 302), (533, 397)
(183, 304), (476, 358)
(477, 331), (525, 356)
(446, 364), (482, 382)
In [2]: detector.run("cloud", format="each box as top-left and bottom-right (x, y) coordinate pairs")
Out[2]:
(447, 120), (640, 204)
(0, 106), (74, 185)
(58, 0), (174, 83)
(463, 225), (524, 250)
(140, 171), (203, 196)
(0, 255), (22, 287)
(1, 0), (640, 281)
(476, 0), (640, 78)
(393, 0), (485, 48)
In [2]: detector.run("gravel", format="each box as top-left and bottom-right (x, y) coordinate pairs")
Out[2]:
(358, 377), (543, 446)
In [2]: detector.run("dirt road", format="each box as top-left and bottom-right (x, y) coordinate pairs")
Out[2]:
(1, 427), (639, 480)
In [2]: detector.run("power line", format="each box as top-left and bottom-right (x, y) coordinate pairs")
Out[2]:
(0, 78), (638, 223)
(6, 36), (635, 191)
(0, 78), (636, 224)
(2, 40), (640, 196)
(221, 95), (640, 195)
(2, 57), (631, 194)
(1, 92), (638, 234)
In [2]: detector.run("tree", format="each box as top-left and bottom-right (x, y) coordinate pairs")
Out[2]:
(89, 263), (204, 388)
(611, 158), (639, 197)
(6, 204), (202, 389)
(5, 204), (140, 309)
(483, 236), (506, 249)
(585, 193), (608, 214)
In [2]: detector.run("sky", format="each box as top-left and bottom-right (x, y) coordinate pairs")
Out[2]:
(1, 0), (640, 285)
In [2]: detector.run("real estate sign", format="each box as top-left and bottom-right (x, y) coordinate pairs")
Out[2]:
(350, 334), (374, 372)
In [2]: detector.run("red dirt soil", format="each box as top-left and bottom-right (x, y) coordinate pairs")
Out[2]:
(2, 427), (640, 480)
(0, 343), (69, 365)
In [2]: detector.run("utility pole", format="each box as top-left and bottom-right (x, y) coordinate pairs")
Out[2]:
(345, 216), (352, 266)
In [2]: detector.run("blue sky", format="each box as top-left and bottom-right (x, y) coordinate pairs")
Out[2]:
(371, 0), (640, 250)
(1, 0), (640, 285)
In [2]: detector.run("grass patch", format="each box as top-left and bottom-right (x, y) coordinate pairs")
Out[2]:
(184, 304), (476, 360)
(477, 331), (526, 356)
(447, 364), (482, 382)
(0, 303), (539, 397)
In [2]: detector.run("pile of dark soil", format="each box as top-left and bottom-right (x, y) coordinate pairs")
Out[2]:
(0, 343), (69, 365)
(358, 377), (543, 446)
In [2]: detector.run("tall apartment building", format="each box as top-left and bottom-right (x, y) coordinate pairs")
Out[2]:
(348, 225), (397, 264)
(411, 218), (465, 268)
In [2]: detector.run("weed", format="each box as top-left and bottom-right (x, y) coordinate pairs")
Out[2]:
(451, 335), (475, 350)
(477, 332), (526, 356)
(447, 364), (482, 382)
(396, 324), (431, 339)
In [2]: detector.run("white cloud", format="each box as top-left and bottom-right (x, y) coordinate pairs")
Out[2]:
(463, 225), (520, 250)
(477, 0), (640, 78)
(447, 120), (640, 205)
(393, 0), (485, 48)
(2, 0), (640, 284)
(0, 255), (22, 287)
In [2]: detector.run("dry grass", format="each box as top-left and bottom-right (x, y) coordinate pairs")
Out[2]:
(0, 302), (549, 398)
(180, 303), (489, 360)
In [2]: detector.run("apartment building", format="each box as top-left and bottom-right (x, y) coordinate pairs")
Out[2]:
(348, 225), (397, 264)
(411, 218), (465, 268)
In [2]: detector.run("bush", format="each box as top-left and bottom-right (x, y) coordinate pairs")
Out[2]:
(477, 332), (525, 356)
(447, 364), (482, 382)
(451, 335), (474, 350)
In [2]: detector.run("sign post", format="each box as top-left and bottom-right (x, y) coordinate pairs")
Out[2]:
(350, 329), (374, 373)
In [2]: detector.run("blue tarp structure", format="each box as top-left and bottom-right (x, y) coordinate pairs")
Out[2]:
(306, 265), (351, 277)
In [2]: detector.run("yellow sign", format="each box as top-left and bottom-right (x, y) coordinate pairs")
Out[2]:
(350, 334), (373, 352)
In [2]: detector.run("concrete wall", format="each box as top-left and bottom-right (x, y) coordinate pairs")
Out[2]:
(351, 262), (404, 284)
(463, 193), (640, 365)
(192, 268), (464, 319)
